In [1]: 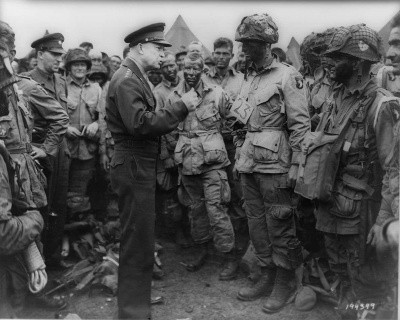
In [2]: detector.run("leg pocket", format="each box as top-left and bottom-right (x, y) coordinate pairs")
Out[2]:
(270, 205), (294, 220)
(330, 181), (362, 218)
(217, 170), (231, 205)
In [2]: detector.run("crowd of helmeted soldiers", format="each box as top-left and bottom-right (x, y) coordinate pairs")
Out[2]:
(0, 10), (399, 320)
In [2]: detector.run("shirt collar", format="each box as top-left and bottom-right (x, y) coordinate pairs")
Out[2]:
(67, 75), (90, 87)
(332, 77), (376, 98)
(128, 56), (147, 79)
(347, 78), (376, 97)
(175, 79), (212, 97)
(161, 77), (180, 88)
(207, 66), (237, 78)
(35, 67), (54, 81)
(248, 57), (279, 74)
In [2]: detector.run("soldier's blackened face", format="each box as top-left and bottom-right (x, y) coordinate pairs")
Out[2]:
(183, 59), (203, 88)
(329, 53), (354, 83)
(386, 26), (400, 67)
(147, 69), (162, 87)
(241, 40), (268, 64)
(161, 55), (178, 83)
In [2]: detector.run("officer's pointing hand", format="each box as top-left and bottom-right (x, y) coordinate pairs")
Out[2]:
(181, 87), (199, 112)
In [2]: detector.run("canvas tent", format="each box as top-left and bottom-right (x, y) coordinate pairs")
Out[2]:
(165, 15), (212, 58)
(285, 37), (302, 70)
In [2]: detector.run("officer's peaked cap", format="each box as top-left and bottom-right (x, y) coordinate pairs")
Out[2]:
(124, 23), (171, 48)
(31, 32), (66, 54)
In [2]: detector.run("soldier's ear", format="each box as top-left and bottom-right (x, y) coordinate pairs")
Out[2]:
(37, 50), (43, 60)
(9, 50), (15, 62)
(138, 43), (144, 55)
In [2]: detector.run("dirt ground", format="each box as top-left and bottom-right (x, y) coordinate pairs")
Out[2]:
(20, 237), (340, 320)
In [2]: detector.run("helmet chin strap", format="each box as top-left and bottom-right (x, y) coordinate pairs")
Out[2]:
(0, 49), (14, 76)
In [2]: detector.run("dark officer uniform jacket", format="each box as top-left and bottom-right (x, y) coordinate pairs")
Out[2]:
(106, 57), (188, 145)
(106, 56), (188, 320)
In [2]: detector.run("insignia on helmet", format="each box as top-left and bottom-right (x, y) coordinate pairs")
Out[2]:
(358, 40), (369, 52)
(295, 76), (304, 89)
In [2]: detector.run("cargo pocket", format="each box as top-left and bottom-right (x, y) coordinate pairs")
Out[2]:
(201, 134), (228, 165)
(110, 154), (125, 168)
(217, 170), (231, 205)
(0, 115), (12, 139)
(67, 99), (78, 113)
(331, 181), (362, 218)
(174, 138), (184, 165)
(195, 105), (221, 128)
(270, 206), (294, 220)
(252, 131), (280, 163)
(256, 85), (284, 116)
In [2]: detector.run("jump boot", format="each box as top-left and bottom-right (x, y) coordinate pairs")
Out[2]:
(219, 249), (239, 281)
(183, 242), (209, 272)
(237, 267), (276, 301)
(262, 267), (296, 313)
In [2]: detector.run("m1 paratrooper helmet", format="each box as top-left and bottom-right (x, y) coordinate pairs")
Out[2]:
(235, 13), (279, 44)
(324, 24), (382, 62)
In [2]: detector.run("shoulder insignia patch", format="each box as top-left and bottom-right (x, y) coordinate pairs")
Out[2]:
(295, 76), (304, 89)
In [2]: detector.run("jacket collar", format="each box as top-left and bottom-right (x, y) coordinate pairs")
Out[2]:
(67, 75), (90, 87)
(207, 66), (237, 78)
(160, 77), (180, 89)
(333, 77), (376, 98)
(173, 79), (212, 98)
(248, 57), (279, 74)
(123, 57), (153, 93)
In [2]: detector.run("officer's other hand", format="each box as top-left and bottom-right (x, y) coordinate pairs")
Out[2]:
(287, 164), (299, 188)
(30, 145), (46, 160)
(367, 223), (382, 247)
(66, 126), (82, 139)
(181, 88), (199, 112)
(164, 158), (175, 170)
(82, 122), (99, 139)
(100, 154), (110, 171)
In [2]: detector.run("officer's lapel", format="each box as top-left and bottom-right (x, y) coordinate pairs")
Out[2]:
(125, 58), (155, 108)
(31, 68), (56, 95)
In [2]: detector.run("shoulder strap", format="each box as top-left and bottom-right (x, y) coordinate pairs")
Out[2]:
(381, 67), (388, 90)
(373, 95), (400, 130)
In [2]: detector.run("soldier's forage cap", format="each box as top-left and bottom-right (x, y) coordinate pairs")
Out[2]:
(235, 13), (279, 44)
(124, 23), (171, 48)
(324, 24), (382, 62)
(31, 32), (66, 54)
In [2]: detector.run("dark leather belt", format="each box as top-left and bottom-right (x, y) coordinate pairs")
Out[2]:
(115, 139), (159, 151)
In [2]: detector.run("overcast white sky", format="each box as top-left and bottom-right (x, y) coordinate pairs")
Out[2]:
(1, 0), (399, 59)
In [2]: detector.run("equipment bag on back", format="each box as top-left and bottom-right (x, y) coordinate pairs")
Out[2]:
(295, 130), (339, 201)
(295, 88), (378, 202)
